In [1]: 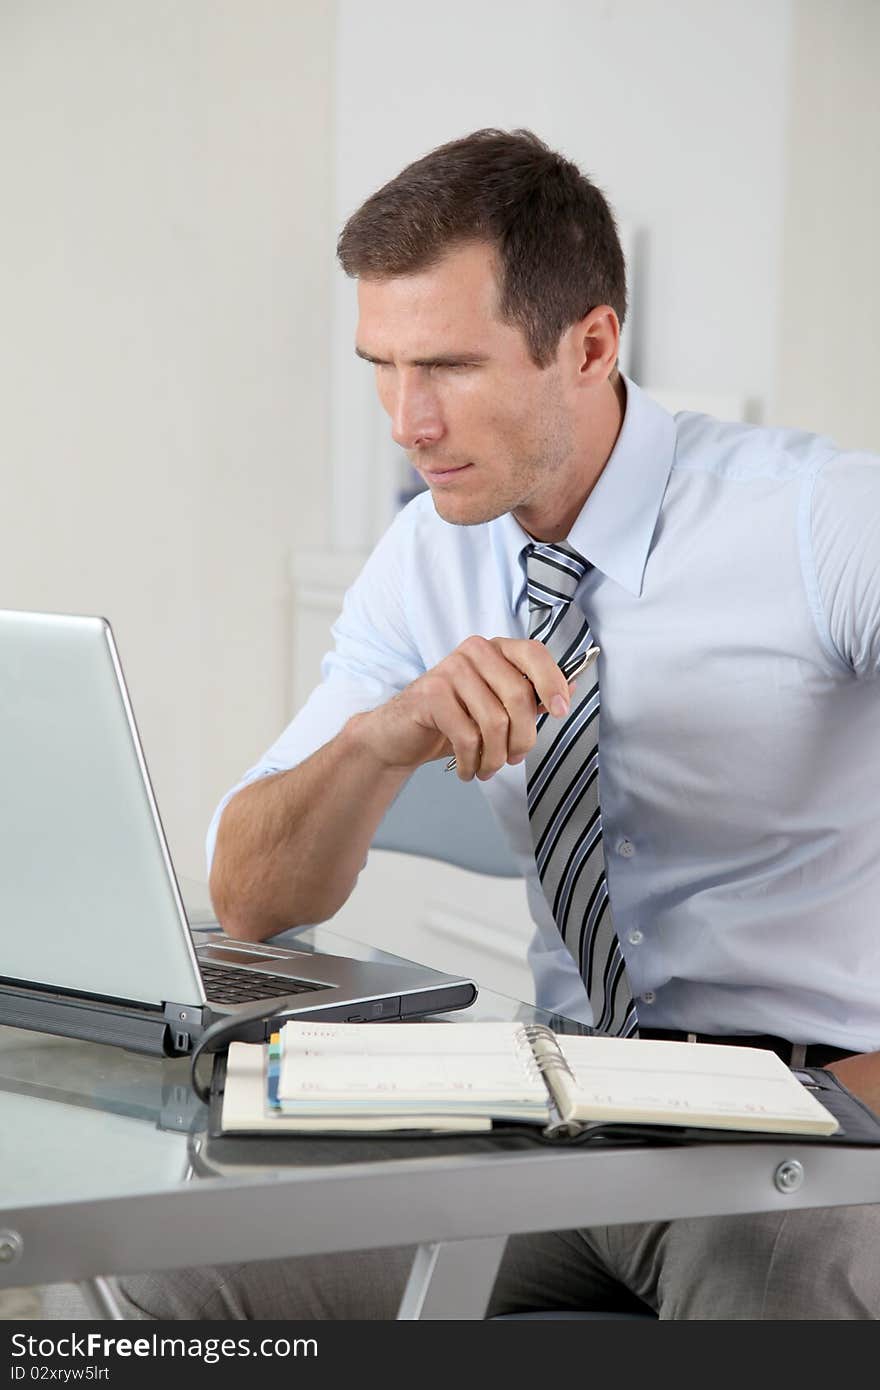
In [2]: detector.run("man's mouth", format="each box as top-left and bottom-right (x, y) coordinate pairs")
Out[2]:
(419, 462), (474, 486)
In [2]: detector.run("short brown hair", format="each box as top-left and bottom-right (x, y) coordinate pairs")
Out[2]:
(337, 128), (627, 368)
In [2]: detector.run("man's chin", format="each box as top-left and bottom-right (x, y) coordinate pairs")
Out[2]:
(428, 489), (508, 528)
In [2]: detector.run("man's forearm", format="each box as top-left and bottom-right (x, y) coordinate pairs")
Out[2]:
(210, 634), (569, 941)
(209, 715), (411, 941)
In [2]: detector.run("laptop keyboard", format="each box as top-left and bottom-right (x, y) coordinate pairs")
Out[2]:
(199, 963), (325, 1003)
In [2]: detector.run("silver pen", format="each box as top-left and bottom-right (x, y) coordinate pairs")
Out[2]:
(444, 645), (600, 772)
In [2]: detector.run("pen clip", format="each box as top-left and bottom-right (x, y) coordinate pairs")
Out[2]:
(560, 644), (600, 683)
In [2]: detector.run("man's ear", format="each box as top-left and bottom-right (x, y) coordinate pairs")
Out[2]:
(568, 305), (621, 385)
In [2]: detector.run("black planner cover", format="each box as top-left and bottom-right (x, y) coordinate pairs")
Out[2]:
(203, 1055), (880, 1164)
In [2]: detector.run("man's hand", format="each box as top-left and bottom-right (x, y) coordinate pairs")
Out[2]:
(351, 635), (575, 781)
(824, 1051), (880, 1117)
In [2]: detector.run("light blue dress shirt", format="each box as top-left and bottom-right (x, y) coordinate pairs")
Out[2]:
(208, 376), (880, 1051)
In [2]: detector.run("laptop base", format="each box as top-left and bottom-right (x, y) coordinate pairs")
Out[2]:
(0, 975), (478, 1058)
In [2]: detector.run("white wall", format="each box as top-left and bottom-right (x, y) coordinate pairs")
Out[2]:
(0, 0), (334, 880)
(330, 0), (793, 550)
(4, 1), (877, 894)
(777, 0), (880, 451)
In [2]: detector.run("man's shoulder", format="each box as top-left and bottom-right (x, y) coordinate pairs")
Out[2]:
(670, 408), (845, 484)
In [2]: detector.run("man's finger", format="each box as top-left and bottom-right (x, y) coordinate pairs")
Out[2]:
(491, 636), (572, 719)
(448, 658), (513, 778)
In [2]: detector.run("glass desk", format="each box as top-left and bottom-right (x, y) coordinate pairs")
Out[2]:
(2, 922), (880, 1320)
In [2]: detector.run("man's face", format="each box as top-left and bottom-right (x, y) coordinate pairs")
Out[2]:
(355, 241), (577, 533)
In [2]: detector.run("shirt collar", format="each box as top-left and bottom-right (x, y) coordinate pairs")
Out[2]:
(491, 374), (677, 609)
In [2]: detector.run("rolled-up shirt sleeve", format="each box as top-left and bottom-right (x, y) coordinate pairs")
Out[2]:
(206, 505), (425, 871)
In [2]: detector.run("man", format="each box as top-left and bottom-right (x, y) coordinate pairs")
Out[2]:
(127, 128), (880, 1318)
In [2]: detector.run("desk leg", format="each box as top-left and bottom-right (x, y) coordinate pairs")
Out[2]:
(396, 1236), (507, 1320)
(78, 1276), (127, 1320)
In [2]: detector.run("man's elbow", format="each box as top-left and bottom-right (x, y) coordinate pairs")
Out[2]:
(208, 866), (284, 942)
(207, 865), (346, 942)
(215, 906), (280, 943)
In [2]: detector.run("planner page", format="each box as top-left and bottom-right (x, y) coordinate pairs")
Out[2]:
(220, 1041), (491, 1133)
(549, 1036), (838, 1134)
(274, 1020), (551, 1123)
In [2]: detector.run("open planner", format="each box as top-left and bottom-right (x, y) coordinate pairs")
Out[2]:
(210, 1020), (880, 1144)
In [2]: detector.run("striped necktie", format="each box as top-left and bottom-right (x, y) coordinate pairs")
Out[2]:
(524, 541), (638, 1037)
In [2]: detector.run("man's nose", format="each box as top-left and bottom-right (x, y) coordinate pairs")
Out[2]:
(389, 376), (444, 450)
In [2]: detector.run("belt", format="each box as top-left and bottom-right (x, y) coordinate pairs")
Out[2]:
(638, 1028), (856, 1070)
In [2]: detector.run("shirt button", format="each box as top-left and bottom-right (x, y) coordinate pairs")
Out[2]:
(627, 929), (644, 946)
(641, 990), (656, 1004)
(618, 839), (634, 858)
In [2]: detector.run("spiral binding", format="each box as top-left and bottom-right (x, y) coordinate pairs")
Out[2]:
(512, 1025), (547, 1087)
(521, 1024), (585, 1138)
(522, 1024), (577, 1083)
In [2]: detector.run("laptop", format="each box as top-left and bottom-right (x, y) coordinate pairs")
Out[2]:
(0, 610), (477, 1056)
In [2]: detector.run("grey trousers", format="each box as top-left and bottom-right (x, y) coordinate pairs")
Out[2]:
(117, 1204), (880, 1320)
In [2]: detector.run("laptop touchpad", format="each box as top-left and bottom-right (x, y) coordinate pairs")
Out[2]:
(198, 946), (282, 968)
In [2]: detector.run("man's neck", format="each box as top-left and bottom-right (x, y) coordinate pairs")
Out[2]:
(516, 372), (627, 543)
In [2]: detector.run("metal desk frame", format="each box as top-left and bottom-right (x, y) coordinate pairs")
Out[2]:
(4, 1130), (880, 1319)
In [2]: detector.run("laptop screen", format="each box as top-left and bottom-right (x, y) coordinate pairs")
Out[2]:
(0, 611), (205, 1008)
